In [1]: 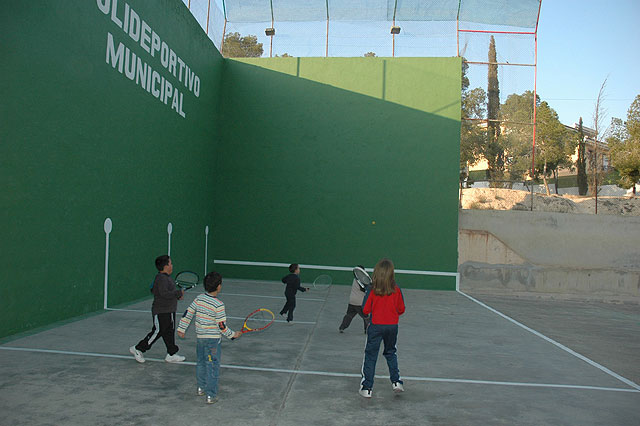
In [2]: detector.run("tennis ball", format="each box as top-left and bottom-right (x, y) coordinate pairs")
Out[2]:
(372, 221), (376, 225)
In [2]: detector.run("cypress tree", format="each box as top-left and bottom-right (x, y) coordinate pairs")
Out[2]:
(487, 36), (503, 184)
(576, 117), (588, 195)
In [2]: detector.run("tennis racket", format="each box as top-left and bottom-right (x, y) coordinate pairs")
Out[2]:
(312, 274), (332, 289)
(175, 270), (200, 291)
(353, 266), (372, 291)
(232, 308), (275, 339)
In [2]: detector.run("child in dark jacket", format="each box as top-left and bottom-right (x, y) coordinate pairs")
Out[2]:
(359, 258), (405, 398)
(279, 263), (308, 323)
(130, 255), (185, 364)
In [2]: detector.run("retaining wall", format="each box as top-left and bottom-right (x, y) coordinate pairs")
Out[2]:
(458, 210), (640, 302)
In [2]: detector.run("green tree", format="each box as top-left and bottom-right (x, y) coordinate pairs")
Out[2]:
(576, 117), (588, 195)
(500, 90), (535, 180)
(607, 94), (640, 195)
(364, 52), (377, 57)
(222, 32), (263, 58)
(485, 36), (504, 184)
(500, 92), (573, 193)
(534, 102), (574, 194)
(461, 87), (487, 167)
(460, 59), (486, 176)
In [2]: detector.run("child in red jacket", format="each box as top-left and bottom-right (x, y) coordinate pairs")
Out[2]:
(359, 258), (405, 398)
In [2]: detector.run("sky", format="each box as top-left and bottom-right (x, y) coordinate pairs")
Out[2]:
(537, 0), (639, 127)
(190, 0), (639, 129)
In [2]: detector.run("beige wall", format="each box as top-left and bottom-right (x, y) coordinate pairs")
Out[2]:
(458, 210), (640, 302)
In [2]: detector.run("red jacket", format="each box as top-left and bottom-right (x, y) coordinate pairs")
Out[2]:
(362, 285), (405, 325)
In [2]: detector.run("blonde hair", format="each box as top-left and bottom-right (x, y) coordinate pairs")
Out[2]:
(372, 258), (395, 296)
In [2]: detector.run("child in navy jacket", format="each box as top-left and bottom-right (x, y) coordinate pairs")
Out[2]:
(279, 263), (308, 323)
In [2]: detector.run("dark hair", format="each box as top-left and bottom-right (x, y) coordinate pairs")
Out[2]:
(289, 263), (299, 273)
(372, 258), (396, 296)
(204, 271), (223, 292)
(155, 255), (171, 271)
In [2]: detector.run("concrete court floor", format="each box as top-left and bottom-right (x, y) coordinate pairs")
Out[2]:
(0, 280), (638, 426)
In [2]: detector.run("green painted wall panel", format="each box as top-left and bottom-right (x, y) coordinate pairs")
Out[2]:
(215, 57), (460, 289)
(2, 2), (462, 339)
(0, 0), (222, 338)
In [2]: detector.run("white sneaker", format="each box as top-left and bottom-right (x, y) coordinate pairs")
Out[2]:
(165, 353), (186, 363)
(392, 382), (404, 393)
(359, 387), (372, 398)
(129, 346), (145, 363)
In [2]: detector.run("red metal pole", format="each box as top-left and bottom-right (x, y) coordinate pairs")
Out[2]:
(531, 31), (537, 179)
(456, 16), (459, 56)
(270, 15), (274, 58)
(220, 19), (227, 55)
(206, 0), (210, 35)
(458, 29), (536, 35)
(326, 18), (329, 57)
(531, 0), (542, 179)
(392, 19), (396, 57)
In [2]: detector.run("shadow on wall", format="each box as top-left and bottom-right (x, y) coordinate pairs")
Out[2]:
(213, 57), (462, 290)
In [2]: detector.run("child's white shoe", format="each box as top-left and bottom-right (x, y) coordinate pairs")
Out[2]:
(129, 346), (145, 363)
(392, 382), (404, 393)
(359, 387), (372, 398)
(206, 396), (218, 404)
(165, 353), (186, 363)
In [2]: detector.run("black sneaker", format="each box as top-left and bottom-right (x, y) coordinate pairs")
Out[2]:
(339, 328), (344, 333)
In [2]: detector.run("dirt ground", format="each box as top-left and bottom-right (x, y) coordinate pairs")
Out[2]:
(460, 188), (640, 216)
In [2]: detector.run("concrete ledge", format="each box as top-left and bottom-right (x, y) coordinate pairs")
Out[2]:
(458, 229), (527, 265)
(459, 261), (640, 304)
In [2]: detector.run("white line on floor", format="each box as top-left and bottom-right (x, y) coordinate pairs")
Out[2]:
(104, 308), (317, 325)
(457, 290), (640, 392)
(0, 346), (636, 394)
(219, 292), (325, 301)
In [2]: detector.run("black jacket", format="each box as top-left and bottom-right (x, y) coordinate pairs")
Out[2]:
(151, 272), (182, 315)
(282, 273), (306, 296)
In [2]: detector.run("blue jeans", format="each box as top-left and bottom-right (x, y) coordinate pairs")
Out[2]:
(197, 338), (222, 398)
(361, 324), (401, 390)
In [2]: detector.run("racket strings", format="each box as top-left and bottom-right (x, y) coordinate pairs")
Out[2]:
(175, 271), (199, 290)
(245, 310), (274, 331)
(313, 275), (332, 288)
(354, 268), (372, 286)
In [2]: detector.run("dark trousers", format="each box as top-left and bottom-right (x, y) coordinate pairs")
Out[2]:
(361, 324), (401, 390)
(280, 293), (296, 321)
(339, 304), (370, 331)
(135, 312), (179, 355)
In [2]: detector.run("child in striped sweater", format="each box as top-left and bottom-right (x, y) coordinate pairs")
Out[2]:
(177, 271), (241, 404)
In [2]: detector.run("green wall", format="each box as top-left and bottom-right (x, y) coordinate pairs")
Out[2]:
(215, 57), (461, 289)
(0, 0), (223, 338)
(1, 2), (461, 340)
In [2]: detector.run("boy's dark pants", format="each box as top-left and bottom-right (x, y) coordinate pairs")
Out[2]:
(280, 293), (296, 321)
(135, 312), (179, 355)
(339, 304), (370, 331)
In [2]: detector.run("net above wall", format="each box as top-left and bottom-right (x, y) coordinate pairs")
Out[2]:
(182, 0), (541, 58)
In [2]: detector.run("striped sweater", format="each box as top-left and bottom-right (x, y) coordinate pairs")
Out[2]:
(177, 293), (235, 339)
